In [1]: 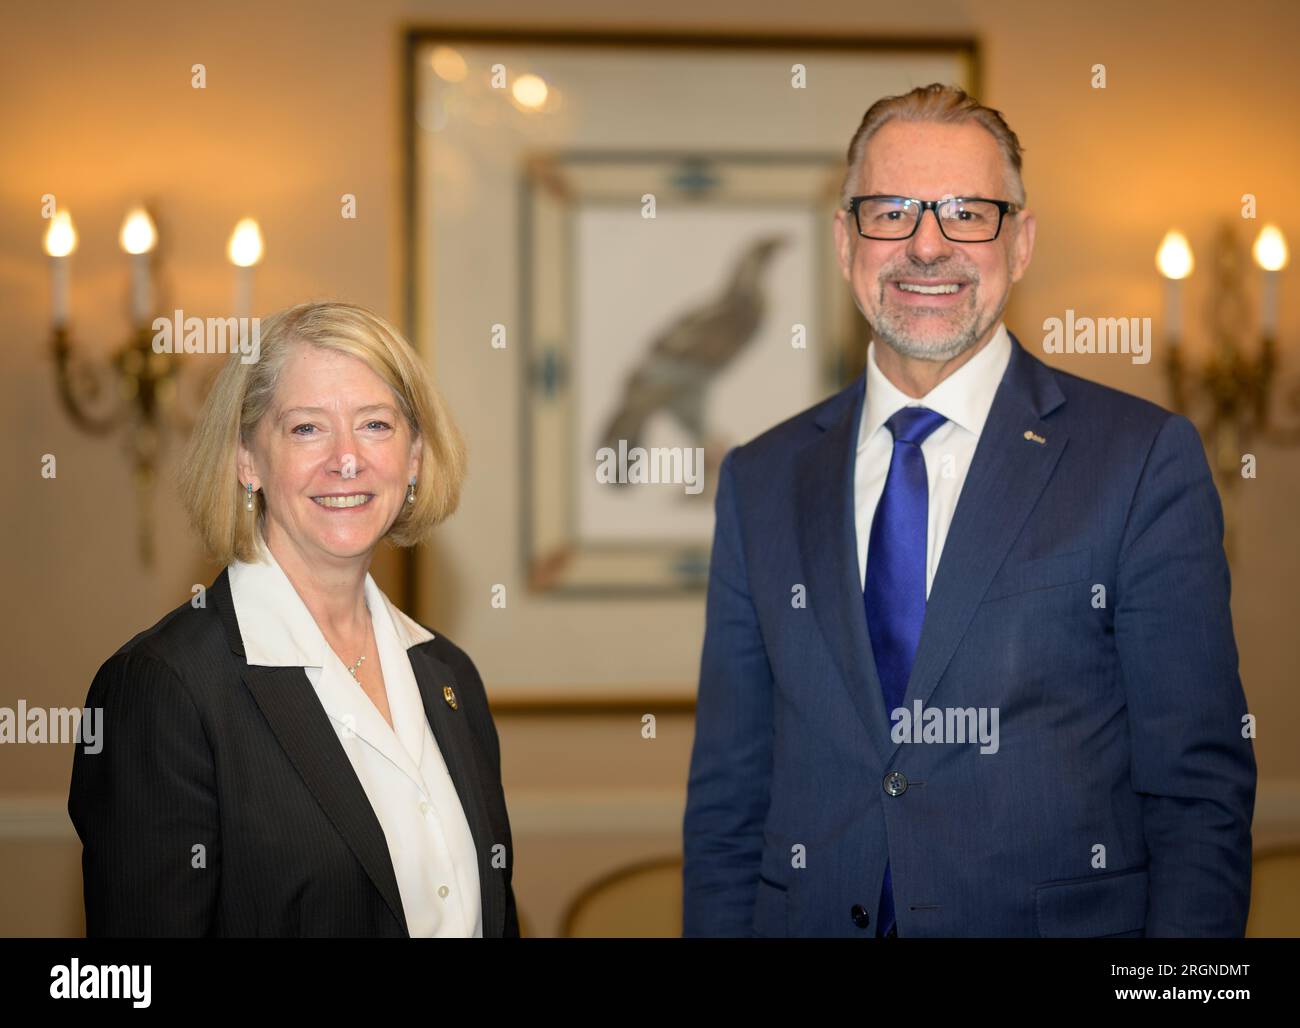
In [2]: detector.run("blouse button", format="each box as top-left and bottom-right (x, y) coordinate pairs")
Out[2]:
(419, 800), (430, 815)
(438, 885), (450, 898)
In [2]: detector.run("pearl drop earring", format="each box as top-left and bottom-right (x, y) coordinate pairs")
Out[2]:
(245, 482), (255, 512)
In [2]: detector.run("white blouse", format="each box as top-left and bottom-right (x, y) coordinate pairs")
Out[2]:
(227, 539), (482, 937)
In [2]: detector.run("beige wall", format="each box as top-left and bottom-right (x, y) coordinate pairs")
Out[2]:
(2, 0), (1298, 936)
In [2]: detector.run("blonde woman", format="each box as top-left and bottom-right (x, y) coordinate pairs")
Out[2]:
(69, 301), (518, 937)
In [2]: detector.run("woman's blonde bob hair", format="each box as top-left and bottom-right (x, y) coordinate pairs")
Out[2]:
(179, 300), (467, 565)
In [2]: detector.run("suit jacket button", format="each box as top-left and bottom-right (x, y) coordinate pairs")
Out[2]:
(883, 770), (908, 796)
(850, 904), (871, 929)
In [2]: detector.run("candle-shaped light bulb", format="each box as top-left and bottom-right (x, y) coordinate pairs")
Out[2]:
(1156, 230), (1194, 280)
(228, 218), (263, 318)
(120, 207), (157, 324)
(119, 207), (157, 255)
(45, 210), (77, 328)
(1253, 224), (1288, 337)
(44, 210), (77, 258)
(1252, 224), (1289, 272)
(1156, 230), (1194, 344)
(227, 218), (263, 268)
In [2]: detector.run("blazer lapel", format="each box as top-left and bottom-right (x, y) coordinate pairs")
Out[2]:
(211, 570), (410, 935)
(795, 372), (895, 770)
(899, 332), (1069, 719)
(406, 643), (506, 940)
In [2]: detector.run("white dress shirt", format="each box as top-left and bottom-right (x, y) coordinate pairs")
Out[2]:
(228, 539), (482, 937)
(856, 322), (1012, 597)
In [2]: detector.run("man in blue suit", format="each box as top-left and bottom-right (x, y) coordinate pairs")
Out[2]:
(682, 83), (1255, 937)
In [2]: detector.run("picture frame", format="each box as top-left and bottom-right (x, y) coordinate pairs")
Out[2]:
(403, 27), (978, 696)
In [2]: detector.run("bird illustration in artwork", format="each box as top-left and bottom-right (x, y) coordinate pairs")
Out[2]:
(597, 235), (787, 461)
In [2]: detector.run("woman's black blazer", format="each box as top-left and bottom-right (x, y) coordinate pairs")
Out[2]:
(68, 568), (519, 937)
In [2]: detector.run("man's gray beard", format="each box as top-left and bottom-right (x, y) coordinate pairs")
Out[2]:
(868, 289), (1008, 366)
(873, 312), (981, 362)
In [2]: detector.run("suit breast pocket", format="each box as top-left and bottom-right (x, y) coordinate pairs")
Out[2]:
(982, 548), (1092, 603)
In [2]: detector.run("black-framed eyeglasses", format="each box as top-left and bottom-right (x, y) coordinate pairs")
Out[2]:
(846, 195), (1021, 242)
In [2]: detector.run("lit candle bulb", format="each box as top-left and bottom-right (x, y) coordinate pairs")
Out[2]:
(44, 210), (77, 329)
(1156, 230), (1194, 345)
(119, 207), (158, 325)
(227, 218), (263, 318)
(1252, 224), (1289, 337)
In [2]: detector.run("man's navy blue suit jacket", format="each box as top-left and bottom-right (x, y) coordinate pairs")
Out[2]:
(682, 330), (1256, 937)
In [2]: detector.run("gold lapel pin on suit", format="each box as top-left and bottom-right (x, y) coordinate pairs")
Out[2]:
(443, 685), (458, 710)
(1023, 429), (1047, 445)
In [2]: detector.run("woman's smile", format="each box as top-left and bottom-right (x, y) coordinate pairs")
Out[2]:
(311, 492), (375, 510)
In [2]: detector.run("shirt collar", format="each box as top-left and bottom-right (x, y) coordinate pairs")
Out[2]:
(228, 537), (434, 668)
(857, 322), (1012, 453)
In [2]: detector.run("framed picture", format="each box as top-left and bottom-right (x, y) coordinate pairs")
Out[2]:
(404, 29), (977, 693)
(522, 148), (846, 592)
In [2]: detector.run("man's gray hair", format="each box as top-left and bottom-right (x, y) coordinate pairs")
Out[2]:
(840, 83), (1027, 209)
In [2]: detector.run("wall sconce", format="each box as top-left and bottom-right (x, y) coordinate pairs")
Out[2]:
(1161, 222), (1293, 554)
(43, 204), (264, 565)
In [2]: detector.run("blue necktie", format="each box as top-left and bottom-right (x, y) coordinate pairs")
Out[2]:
(863, 405), (947, 938)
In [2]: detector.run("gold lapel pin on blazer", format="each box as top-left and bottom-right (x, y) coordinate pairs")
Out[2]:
(443, 685), (458, 710)
(1023, 429), (1047, 445)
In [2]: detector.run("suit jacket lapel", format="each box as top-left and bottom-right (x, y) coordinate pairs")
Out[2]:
(900, 332), (1068, 719)
(212, 570), (410, 935)
(407, 643), (506, 940)
(796, 372), (895, 769)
